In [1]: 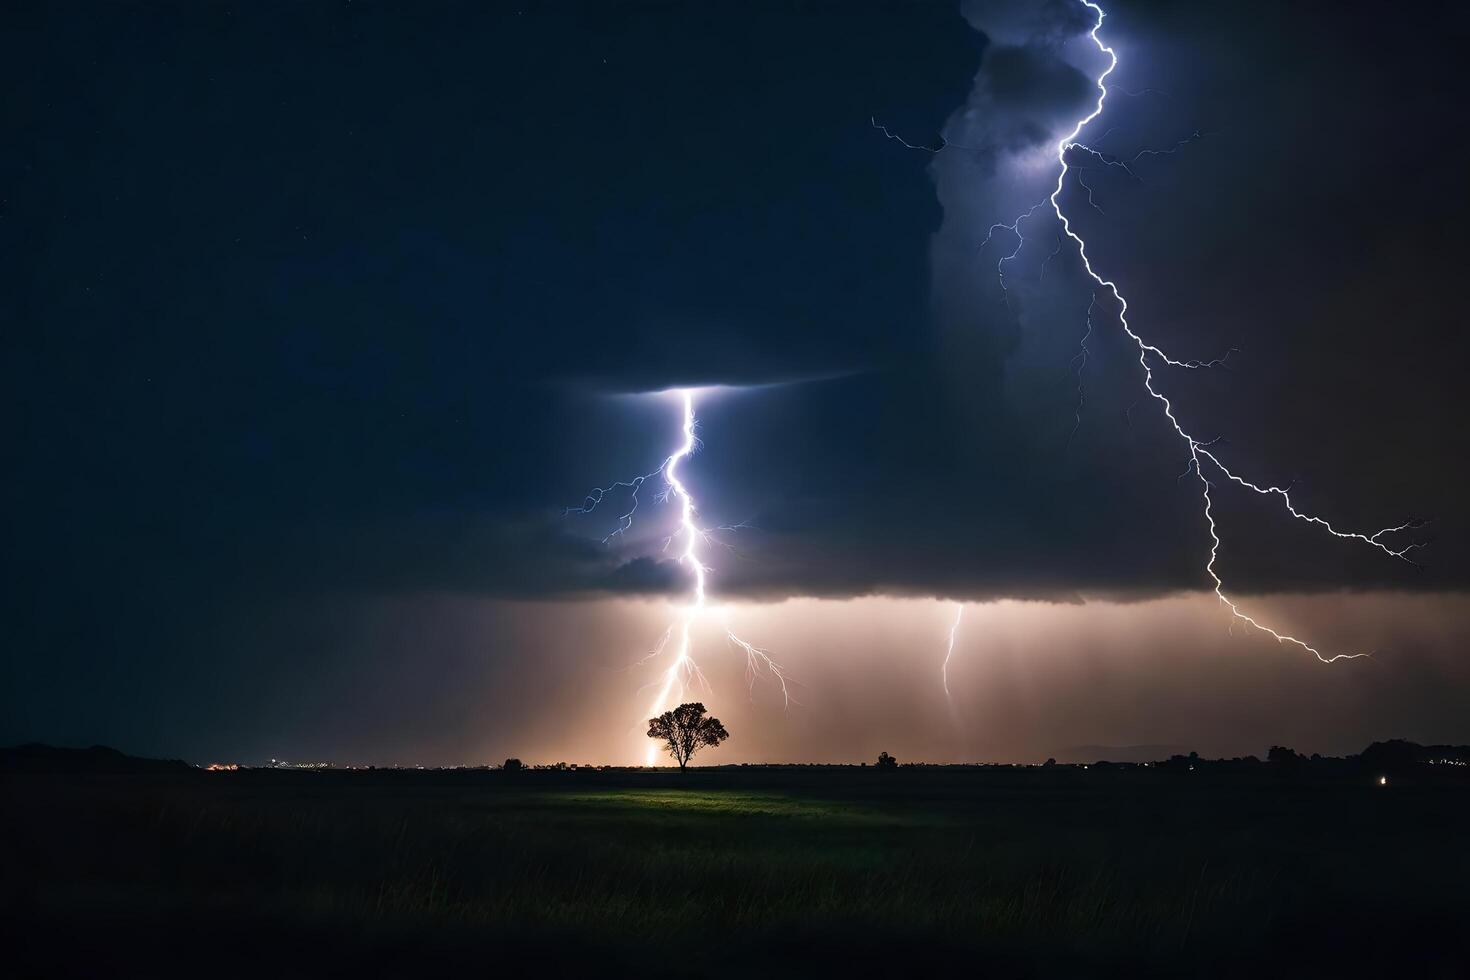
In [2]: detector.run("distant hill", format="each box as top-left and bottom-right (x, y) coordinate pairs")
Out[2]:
(0, 743), (193, 774)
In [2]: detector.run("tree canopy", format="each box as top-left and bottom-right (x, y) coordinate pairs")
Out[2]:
(647, 702), (729, 769)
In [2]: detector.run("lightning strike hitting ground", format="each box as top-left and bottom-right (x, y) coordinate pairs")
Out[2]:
(569, 390), (791, 764)
(940, 0), (1420, 671)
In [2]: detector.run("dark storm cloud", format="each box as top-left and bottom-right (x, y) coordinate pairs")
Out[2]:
(4, 0), (1466, 653)
(942, 0), (1099, 170)
(2, 2), (967, 594)
(244, 513), (689, 600)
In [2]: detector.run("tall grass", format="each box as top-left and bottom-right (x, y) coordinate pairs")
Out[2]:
(4, 769), (1467, 975)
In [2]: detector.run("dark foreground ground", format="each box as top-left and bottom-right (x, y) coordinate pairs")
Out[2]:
(4, 764), (1468, 977)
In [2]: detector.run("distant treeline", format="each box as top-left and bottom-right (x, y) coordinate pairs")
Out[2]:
(4, 739), (1469, 775)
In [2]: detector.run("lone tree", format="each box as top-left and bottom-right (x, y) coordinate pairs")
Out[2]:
(647, 702), (730, 770)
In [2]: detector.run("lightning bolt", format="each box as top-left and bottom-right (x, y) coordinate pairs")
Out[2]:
(562, 466), (664, 544)
(1068, 129), (1208, 183)
(941, 0), (1422, 678)
(569, 389), (791, 765)
(978, 202), (1048, 306)
(871, 116), (943, 153)
(1066, 294), (1096, 448)
(942, 602), (965, 701)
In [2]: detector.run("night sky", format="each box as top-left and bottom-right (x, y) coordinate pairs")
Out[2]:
(5, 0), (1469, 765)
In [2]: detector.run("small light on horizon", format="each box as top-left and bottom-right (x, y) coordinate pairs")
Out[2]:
(1378, 775), (1388, 787)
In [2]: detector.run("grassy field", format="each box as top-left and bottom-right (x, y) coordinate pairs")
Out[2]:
(4, 766), (1467, 976)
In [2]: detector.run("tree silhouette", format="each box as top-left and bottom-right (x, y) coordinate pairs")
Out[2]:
(877, 751), (897, 770)
(1268, 745), (1303, 768)
(647, 702), (730, 770)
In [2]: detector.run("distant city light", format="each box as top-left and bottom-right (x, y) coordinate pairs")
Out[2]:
(1378, 776), (1388, 786)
